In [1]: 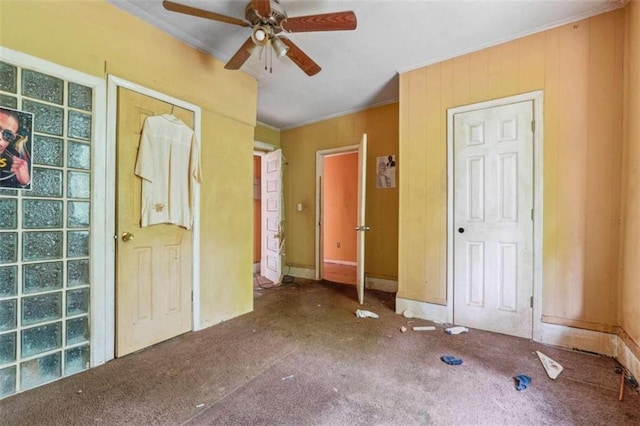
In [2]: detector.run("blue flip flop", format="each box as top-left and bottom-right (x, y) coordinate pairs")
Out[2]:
(441, 355), (463, 365)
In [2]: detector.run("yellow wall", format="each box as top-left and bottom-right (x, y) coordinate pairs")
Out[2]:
(254, 124), (281, 147)
(323, 153), (358, 262)
(399, 10), (624, 330)
(281, 103), (399, 280)
(620, 0), (640, 352)
(1, 0), (257, 327)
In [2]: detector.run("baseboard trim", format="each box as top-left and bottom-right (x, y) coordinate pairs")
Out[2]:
(253, 262), (260, 274)
(616, 333), (640, 382)
(365, 277), (398, 293)
(395, 297), (449, 323)
(536, 322), (617, 356)
(286, 266), (315, 280)
(323, 259), (357, 266)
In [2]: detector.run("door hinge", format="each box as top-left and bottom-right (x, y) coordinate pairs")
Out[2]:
(531, 120), (535, 132)
(530, 296), (533, 308)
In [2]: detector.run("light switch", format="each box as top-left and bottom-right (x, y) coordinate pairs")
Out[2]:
(297, 203), (303, 211)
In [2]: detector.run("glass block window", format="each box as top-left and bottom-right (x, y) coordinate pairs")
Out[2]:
(0, 63), (93, 397)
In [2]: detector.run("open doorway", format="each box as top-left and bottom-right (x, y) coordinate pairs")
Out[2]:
(252, 153), (267, 290)
(321, 152), (358, 286)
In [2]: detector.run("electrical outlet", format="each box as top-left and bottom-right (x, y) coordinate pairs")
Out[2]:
(337, 242), (341, 248)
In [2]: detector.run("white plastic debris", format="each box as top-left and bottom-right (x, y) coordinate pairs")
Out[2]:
(281, 374), (295, 381)
(402, 310), (414, 319)
(400, 326), (408, 333)
(356, 309), (379, 319)
(196, 403), (205, 408)
(536, 351), (564, 379)
(445, 326), (469, 335)
(413, 326), (436, 331)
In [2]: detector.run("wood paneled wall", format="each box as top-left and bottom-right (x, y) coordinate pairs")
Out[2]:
(281, 103), (399, 280)
(399, 10), (624, 329)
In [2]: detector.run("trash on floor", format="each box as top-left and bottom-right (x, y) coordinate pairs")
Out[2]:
(402, 310), (414, 319)
(536, 351), (563, 379)
(514, 374), (532, 391)
(400, 326), (408, 333)
(413, 326), (436, 331)
(445, 326), (469, 335)
(356, 309), (379, 319)
(281, 374), (295, 381)
(196, 403), (205, 408)
(441, 355), (463, 365)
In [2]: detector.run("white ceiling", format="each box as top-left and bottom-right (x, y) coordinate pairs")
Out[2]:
(110, 0), (623, 130)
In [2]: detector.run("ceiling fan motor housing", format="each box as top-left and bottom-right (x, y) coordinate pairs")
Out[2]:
(245, 0), (287, 27)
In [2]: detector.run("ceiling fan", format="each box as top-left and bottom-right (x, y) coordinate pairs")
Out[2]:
(162, 0), (357, 76)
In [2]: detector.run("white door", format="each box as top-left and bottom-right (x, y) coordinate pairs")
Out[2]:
(356, 134), (368, 304)
(116, 88), (193, 356)
(262, 149), (283, 284)
(453, 101), (533, 338)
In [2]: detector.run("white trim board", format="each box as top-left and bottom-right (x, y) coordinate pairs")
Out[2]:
(446, 91), (544, 339)
(106, 76), (203, 352)
(323, 259), (357, 266)
(396, 298), (449, 324)
(617, 336), (640, 384)
(254, 140), (276, 152)
(0, 48), (110, 368)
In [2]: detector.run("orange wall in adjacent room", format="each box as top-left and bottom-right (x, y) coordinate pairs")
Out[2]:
(323, 153), (358, 262)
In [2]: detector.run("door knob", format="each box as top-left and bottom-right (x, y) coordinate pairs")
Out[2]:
(355, 226), (371, 231)
(121, 232), (135, 242)
(458, 227), (465, 234)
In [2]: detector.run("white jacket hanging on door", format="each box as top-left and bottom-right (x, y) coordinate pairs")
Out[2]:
(135, 114), (201, 229)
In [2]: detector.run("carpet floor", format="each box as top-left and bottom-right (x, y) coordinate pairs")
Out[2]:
(2, 279), (639, 425)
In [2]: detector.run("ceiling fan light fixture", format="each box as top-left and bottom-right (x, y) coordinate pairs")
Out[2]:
(247, 43), (264, 57)
(271, 37), (289, 58)
(251, 25), (270, 46)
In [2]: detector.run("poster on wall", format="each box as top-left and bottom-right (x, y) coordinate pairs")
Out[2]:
(0, 106), (33, 190)
(376, 155), (396, 189)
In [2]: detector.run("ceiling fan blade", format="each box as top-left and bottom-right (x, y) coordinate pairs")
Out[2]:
(281, 38), (321, 76)
(281, 11), (357, 33)
(252, 0), (271, 19)
(225, 37), (255, 70)
(162, 0), (249, 27)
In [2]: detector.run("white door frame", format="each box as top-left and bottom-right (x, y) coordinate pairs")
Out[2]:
(106, 75), (202, 361)
(253, 141), (276, 276)
(446, 90), (543, 341)
(314, 145), (358, 280)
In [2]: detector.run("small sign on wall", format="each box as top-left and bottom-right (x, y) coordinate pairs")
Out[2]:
(376, 155), (396, 189)
(0, 106), (33, 190)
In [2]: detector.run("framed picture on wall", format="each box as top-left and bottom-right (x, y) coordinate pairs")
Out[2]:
(0, 106), (33, 190)
(376, 154), (396, 189)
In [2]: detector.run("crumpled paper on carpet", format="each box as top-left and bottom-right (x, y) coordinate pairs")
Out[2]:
(355, 309), (379, 319)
